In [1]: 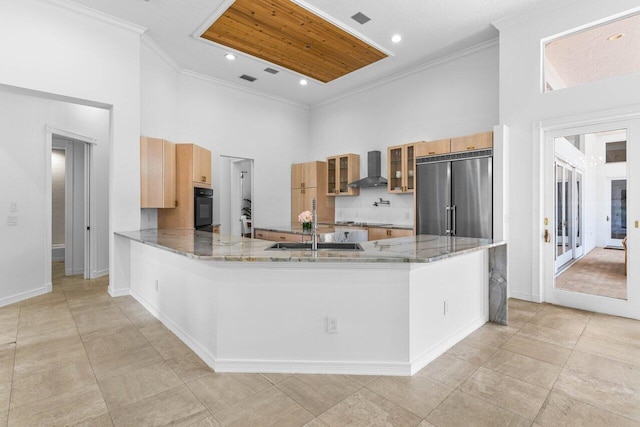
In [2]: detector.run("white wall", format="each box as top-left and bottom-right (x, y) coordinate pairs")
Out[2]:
(0, 90), (110, 305)
(139, 40), (310, 231)
(497, 0), (640, 301)
(0, 0), (141, 300)
(309, 43), (499, 225)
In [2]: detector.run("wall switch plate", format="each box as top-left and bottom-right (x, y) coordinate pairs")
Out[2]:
(7, 216), (17, 226)
(327, 317), (338, 333)
(443, 301), (449, 315)
(636, 220), (639, 228)
(10, 203), (17, 212)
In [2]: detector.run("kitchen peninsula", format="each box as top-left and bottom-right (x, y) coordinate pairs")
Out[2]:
(113, 230), (507, 376)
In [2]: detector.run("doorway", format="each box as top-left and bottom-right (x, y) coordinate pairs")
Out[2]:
(542, 115), (637, 319)
(46, 128), (97, 282)
(219, 156), (254, 236)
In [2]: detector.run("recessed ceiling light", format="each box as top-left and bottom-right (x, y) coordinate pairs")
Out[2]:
(391, 34), (402, 43)
(299, 79), (308, 86)
(225, 53), (236, 60)
(607, 33), (624, 41)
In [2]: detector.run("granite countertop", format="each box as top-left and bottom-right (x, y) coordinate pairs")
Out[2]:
(116, 229), (505, 264)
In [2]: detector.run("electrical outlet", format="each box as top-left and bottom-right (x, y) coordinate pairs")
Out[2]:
(10, 203), (17, 212)
(7, 216), (17, 226)
(443, 301), (449, 315)
(154, 280), (159, 291)
(327, 317), (338, 333)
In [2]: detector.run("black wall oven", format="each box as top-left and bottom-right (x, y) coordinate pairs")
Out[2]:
(194, 187), (214, 231)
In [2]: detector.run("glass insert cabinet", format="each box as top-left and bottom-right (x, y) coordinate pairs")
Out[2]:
(326, 153), (360, 196)
(387, 143), (415, 193)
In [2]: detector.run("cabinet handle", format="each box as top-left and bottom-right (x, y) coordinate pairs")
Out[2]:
(387, 230), (392, 236)
(428, 151), (436, 155)
(202, 176), (206, 182)
(466, 146), (475, 150)
(175, 200), (178, 207)
(301, 183), (305, 188)
(257, 233), (264, 238)
(279, 236), (286, 240)
(301, 188), (305, 194)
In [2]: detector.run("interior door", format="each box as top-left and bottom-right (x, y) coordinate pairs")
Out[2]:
(607, 178), (627, 247)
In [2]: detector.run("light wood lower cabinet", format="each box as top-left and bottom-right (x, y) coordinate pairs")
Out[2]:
(368, 227), (414, 241)
(254, 229), (310, 242)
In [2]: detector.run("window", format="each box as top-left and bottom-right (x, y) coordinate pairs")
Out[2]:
(543, 12), (640, 92)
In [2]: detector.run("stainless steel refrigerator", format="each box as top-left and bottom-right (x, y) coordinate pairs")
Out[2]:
(416, 152), (492, 239)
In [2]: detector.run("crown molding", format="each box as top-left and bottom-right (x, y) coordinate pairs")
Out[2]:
(191, 0), (235, 41)
(45, 0), (146, 34)
(310, 38), (499, 110)
(180, 69), (309, 110)
(492, 0), (578, 31)
(141, 34), (182, 73)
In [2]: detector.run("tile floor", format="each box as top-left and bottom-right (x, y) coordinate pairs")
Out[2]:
(0, 263), (638, 426)
(556, 247), (626, 299)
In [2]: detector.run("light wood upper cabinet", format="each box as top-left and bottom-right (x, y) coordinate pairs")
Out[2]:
(326, 154), (360, 196)
(192, 144), (212, 185)
(291, 162), (319, 189)
(140, 136), (176, 209)
(387, 143), (415, 193)
(450, 131), (493, 152)
(291, 161), (334, 223)
(158, 143), (210, 230)
(415, 139), (451, 158)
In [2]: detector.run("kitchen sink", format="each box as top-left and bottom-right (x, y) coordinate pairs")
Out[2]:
(267, 242), (363, 251)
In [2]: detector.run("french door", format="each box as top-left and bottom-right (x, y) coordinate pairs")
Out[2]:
(555, 159), (583, 272)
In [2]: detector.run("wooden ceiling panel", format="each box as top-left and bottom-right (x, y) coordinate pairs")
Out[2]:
(201, 0), (388, 83)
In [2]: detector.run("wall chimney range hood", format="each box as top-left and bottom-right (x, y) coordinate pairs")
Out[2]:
(349, 151), (387, 188)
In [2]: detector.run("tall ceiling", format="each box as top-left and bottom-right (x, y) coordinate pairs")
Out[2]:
(67, 0), (557, 106)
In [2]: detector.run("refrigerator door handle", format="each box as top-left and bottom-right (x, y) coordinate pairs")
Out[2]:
(452, 205), (457, 236)
(445, 206), (451, 235)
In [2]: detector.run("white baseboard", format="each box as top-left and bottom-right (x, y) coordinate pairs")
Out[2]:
(508, 291), (541, 302)
(215, 359), (411, 376)
(52, 246), (65, 262)
(0, 284), (52, 308)
(92, 268), (109, 279)
(130, 289), (413, 376)
(108, 287), (130, 298)
(409, 315), (487, 375)
(130, 289), (218, 370)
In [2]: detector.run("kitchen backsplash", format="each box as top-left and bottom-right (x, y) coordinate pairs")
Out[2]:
(334, 187), (414, 226)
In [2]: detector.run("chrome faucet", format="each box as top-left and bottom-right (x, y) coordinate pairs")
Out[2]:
(311, 198), (318, 251)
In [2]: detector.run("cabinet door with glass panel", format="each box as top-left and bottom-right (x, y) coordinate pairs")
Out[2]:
(326, 154), (360, 196)
(387, 143), (415, 193)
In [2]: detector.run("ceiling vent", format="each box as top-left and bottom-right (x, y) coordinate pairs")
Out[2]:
(263, 67), (279, 74)
(239, 74), (257, 82)
(351, 12), (371, 25)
